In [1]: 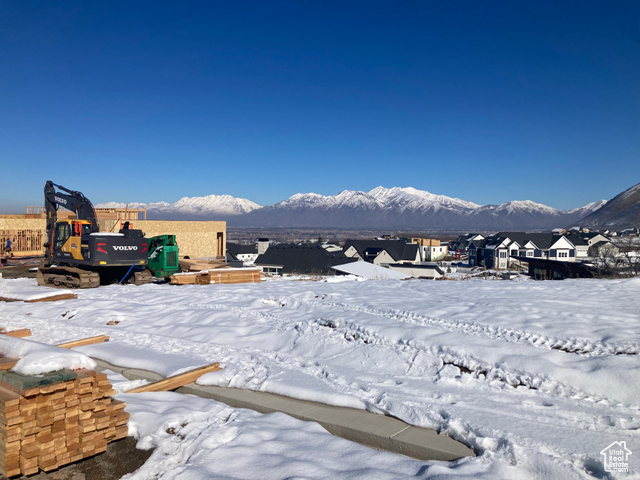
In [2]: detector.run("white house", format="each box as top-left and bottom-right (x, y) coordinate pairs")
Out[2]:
(343, 240), (421, 267)
(410, 238), (448, 261)
(470, 232), (579, 270)
(226, 242), (259, 266)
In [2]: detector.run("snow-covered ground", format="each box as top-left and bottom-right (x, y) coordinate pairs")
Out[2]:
(0, 276), (639, 479)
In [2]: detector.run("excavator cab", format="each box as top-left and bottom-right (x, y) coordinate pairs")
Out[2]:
(51, 220), (93, 261)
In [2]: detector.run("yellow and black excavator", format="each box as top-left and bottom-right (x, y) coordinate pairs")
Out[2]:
(37, 181), (153, 288)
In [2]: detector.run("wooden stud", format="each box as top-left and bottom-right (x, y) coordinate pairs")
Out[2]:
(56, 335), (110, 349)
(127, 362), (223, 393)
(0, 329), (32, 338)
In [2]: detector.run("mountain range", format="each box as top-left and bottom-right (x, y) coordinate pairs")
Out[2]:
(97, 186), (614, 231)
(578, 182), (640, 230)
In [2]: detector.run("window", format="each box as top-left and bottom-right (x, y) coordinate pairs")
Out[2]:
(54, 223), (71, 250)
(558, 251), (568, 258)
(499, 251), (507, 258)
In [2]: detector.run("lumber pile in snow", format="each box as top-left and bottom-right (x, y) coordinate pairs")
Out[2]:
(0, 369), (128, 477)
(170, 267), (261, 285)
(178, 258), (229, 272)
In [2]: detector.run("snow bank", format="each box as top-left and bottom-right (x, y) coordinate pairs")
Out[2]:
(0, 335), (96, 375)
(116, 390), (513, 480)
(332, 261), (411, 280)
(0, 278), (74, 301)
(1, 277), (639, 478)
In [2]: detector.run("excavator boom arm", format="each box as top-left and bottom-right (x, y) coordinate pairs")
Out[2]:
(44, 181), (99, 236)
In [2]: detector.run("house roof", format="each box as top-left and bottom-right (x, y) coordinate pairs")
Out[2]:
(468, 239), (486, 249)
(343, 240), (419, 263)
(589, 240), (615, 250)
(389, 263), (445, 276)
(490, 232), (576, 250)
(564, 234), (589, 246)
(226, 242), (258, 256)
(332, 262), (410, 280)
(255, 243), (357, 274)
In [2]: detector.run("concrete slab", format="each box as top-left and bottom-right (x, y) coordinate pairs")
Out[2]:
(392, 426), (474, 461)
(93, 358), (475, 462)
(121, 368), (164, 383)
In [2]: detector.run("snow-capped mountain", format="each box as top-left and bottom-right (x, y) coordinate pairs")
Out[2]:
(99, 186), (610, 230)
(577, 182), (640, 230)
(97, 194), (262, 220)
(368, 186), (481, 213)
(239, 187), (606, 230)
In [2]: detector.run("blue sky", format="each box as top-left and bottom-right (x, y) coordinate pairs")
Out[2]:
(1, 1), (638, 213)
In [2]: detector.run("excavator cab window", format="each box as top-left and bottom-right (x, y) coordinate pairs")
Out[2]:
(53, 223), (71, 251)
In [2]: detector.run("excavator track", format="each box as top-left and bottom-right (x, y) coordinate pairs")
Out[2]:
(132, 269), (153, 285)
(37, 266), (101, 289)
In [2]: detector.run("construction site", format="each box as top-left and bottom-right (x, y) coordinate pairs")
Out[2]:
(0, 182), (261, 289)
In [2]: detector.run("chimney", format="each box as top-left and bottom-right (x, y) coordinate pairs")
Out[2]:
(257, 238), (270, 255)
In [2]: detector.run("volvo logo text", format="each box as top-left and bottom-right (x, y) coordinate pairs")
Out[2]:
(113, 246), (138, 251)
(55, 196), (68, 204)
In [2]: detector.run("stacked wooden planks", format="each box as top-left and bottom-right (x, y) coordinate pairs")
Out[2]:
(170, 267), (261, 285)
(205, 268), (261, 285)
(178, 258), (229, 272)
(0, 369), (128, 477)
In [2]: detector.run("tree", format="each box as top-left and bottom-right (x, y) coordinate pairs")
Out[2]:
(612, 236), (640, 276)
(591, 235), (640, 277)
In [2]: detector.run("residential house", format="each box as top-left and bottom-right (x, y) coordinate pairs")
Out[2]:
(410, 238), (448, 261)
(470, 235), (516, 270)
(450, 234), (485, 255)
(254, 243), (356, 276)
(388, 263), (446, 279)
(588, 241), (620, 258)
(564, 234), (590, 258)
(226, 242), (259, 266)
(469, 232), (578, 270)
(342, 240), (421, 267)
(467, 238), (484, 267)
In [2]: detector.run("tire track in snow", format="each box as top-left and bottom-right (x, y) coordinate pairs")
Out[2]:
(88, 288), (639, 410)
(264, 294), (639, 357)
(82, 288), (638, 409)
(311, 314), (640, 412)
(4, 290), (638, 474)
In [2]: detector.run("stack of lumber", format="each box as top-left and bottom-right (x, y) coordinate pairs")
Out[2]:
(0, 369), (128, 477)
(178, 258), (229, 272)
(204, 268), (261, 285)
(170, 267), (261, 285)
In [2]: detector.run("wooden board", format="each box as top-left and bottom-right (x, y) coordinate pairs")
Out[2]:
(0, 294), (78, 303)
(170, 268), (261, 286)
(0, 358), (18, 372)
(25, 294), (78, 303)
(127, 362), (222, 393)
(0, 329), (31, 338)
(56, 335), (110, 349)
